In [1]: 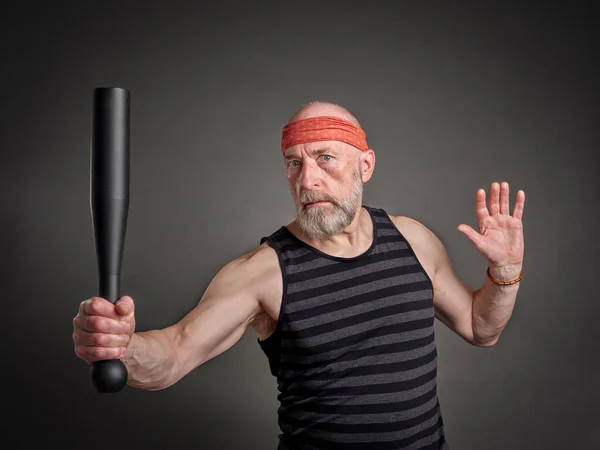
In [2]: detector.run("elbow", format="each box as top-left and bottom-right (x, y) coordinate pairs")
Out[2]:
(471, 332), (501, 347)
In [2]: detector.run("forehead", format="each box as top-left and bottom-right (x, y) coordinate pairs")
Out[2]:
(284, 141), (354, 159)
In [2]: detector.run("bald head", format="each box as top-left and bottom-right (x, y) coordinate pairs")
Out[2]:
(287, 101), (362, 127)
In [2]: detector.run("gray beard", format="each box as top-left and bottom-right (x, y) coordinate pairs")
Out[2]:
(294, 169), (364, 240)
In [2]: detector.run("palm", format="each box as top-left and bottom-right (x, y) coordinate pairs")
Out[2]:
(458, 182), (525, 267)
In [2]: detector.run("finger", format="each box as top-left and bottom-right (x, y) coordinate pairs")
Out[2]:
(78, 314), (130, 335)
(74, 345), (126, 363)
(115, 296), (134, 317)
(500, 182), (510, 215)
(80, 297), (119, 319)
(474, 188), (489, 231)
(488, 182), (500, 215)
(73, 329), (131, 348)
(512, 190), (525, 220)
(457, 224), (485, 251)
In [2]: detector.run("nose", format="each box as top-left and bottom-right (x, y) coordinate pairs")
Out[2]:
(298, 160), (320, 191)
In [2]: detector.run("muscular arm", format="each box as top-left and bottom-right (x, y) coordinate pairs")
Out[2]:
(392, 217), (519, 347)
(123, 244), (276, 390)
(428, 233), (520, 347)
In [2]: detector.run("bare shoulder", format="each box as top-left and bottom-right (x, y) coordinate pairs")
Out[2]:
(222, 241), (281, 293)
(225, 241), (283, 334)
(387, 215), (445, 277)
(388, 215), (439, 245)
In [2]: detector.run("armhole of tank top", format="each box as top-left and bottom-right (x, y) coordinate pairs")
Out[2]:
(380, 209), (435, 302)
(258, 237), (288, 346)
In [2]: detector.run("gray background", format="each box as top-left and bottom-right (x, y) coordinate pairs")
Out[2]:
(3, 1), (599, 449)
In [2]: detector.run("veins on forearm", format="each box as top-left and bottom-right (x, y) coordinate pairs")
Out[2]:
(471, 280), (519, 344)
(123, 330), (178, 390)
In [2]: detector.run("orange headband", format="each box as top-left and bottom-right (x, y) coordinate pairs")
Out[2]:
(281, 116), (369, 153)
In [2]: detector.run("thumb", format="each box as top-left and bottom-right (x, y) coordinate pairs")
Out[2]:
(115, 296), (134, 317)
(457, 224), (484, 250)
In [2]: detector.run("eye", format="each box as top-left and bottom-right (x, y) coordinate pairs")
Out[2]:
(289, 160), (299, 167)
(320, 155), (332, 162)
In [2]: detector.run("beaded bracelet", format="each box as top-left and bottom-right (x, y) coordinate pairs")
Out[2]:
(486, 266), (523, 285)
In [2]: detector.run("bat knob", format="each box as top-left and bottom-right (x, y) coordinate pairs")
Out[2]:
(90, 359), (128, 393)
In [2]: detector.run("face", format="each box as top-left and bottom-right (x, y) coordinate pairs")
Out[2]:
(284, 142), (364, 240)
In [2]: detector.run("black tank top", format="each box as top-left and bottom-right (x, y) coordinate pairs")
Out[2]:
(258, 206), (449, 450)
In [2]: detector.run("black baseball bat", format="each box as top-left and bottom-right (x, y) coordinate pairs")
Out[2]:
(89, 87), (130, 393)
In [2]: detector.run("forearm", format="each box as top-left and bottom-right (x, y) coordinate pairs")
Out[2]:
(122, 328), (180, 391)
(471, 264), (522, 345)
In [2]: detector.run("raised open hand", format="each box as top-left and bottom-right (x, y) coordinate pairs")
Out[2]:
(458, 182), (525, 276)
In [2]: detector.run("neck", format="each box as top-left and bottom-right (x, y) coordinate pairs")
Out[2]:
(288, 206), (373, 258)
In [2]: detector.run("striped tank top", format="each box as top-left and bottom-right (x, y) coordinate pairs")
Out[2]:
(258, 205), (448, 450)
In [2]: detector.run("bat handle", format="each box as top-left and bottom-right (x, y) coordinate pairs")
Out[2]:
(90, 273), (128, 393)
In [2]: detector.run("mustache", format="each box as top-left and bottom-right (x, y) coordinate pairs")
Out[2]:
(299, 190), (338, 205)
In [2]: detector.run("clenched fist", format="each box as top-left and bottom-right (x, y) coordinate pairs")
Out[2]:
(73, 296), (135, 364)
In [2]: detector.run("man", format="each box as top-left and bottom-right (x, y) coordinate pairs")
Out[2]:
(73, 101), (526, 449)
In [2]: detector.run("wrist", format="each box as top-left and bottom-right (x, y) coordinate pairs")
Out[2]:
(487, 263), (523, 284)
(122, 332), (141, 364)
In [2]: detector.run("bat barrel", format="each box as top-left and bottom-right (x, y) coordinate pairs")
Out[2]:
(91, 87), (130, 302)
(89, 87), (130, 393)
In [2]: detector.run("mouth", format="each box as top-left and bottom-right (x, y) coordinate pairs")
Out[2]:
(304, 201), (330, 207)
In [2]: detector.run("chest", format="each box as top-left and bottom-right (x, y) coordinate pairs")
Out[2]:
(255, 224), (437, 342)
(282, 266), (435, 354)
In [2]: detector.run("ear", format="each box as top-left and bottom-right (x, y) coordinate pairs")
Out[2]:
(360, 149), (375, 183)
